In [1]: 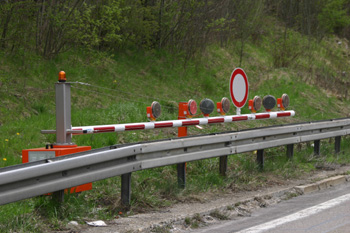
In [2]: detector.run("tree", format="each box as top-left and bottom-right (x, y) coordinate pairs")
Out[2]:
(318, 0), (350, 34)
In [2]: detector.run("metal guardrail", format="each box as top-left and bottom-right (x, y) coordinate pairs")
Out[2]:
(1, 118), (350, 205)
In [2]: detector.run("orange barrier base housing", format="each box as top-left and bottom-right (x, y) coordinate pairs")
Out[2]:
(22, 145), (92, 193)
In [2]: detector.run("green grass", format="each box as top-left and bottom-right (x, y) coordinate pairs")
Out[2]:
(2, 26), (350, 232)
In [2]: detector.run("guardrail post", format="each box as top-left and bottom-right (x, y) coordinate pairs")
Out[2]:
(314, 140), (320, 156)
(257, 149), (264, 170)
(335, 136), (341, 154)
(177, 163), (186, 189)
(121, 173), (132, 207)
(219, 155), (228, 176)
(286, 144), (294, 159)
(53, 190), (64, 203)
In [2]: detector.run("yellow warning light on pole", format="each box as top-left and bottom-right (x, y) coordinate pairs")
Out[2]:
(58, 71), (66, 82)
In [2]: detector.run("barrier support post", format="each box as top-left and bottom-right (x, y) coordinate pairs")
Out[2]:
(121, 173), (132, 207)
(286, 144), (294, 159)
(53, 190), (64, 203)
(55, 72), (73, 145)
(219, 155), (228, 176)
(177, 163), (186, 189)
(314, 140), (320, 156)
(257, 149), (264, 170)
(53, 71), (74, 203)
(177, 102), (187, 189)
(335, 136), (341, 154)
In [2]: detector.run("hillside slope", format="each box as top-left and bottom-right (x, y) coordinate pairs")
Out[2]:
(1, 30), (350, 161)
(1, 28), (350, 232)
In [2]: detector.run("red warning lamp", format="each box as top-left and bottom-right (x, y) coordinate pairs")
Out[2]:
(187, 99), (197, 117)
(277, 94), (289, 111)
(262, 95), (276, 112)
(58, 71), (66, 82)
(147, 101), (161, 121)
(217, 97), (230, 115)
(248, 96), (262, 113)
(178, 99), (197, 119)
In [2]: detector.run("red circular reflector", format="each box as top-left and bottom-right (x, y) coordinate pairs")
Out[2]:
(253, 96), (262, 111)
(151, 101), (161, 118)
(282, 94), (289, 109)
(188, 99), (197, 116)
(221, 97), (230, 113)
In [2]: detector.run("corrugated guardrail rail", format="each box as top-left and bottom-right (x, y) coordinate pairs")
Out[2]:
(1, 118), (350, 205)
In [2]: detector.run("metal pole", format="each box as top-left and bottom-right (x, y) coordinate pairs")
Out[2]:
(257, 149), (264, 170)
(219, 155), (228, 176)
(53, 71), (74, 203)
(55, 79), (73, 145)
(286, 144), (294, 159)
(335, 136), (341, 154)
(52, 190), (65, 203)
(314, 140), (320, 156)
(121, 173), (132, 207)
(177, 163), (186, 189)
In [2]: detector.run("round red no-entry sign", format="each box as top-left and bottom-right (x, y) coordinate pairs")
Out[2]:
(229, 68), (249, 108)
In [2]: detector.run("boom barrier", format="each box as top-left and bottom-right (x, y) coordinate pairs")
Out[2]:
(41, 111), (295, 135)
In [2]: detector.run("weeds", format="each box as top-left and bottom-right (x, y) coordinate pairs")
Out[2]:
(151, 225), (172, 233)
(210, 209), (230, 220)
(184, 213), (203, 229)
(282, 192), (300, 201)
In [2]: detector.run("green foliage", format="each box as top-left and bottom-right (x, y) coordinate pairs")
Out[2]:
(318, 0), (350, 34)
(1, 0), (350, 60)
(121, 1), (159, 49)
(270, 30), (307, 68)
(71, 0), (128, 51)
(0, 0), (271, 58)
(0, 0), (37, 51)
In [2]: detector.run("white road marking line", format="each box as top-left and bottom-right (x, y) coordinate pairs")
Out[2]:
(237, 193), (350, 233)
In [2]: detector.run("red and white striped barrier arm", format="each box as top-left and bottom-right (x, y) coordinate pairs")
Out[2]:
(71, 111), (295, 134)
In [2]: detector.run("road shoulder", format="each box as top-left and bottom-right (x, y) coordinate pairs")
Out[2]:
(79, 165), (350, 233)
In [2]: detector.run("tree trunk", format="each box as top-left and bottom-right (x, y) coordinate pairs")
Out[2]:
(1, 3), (13, 49)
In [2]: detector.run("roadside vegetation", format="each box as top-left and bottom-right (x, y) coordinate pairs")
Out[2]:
(2, 1), (350, 232)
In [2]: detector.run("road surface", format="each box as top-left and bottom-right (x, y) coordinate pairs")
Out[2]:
(192, 182), (350, 233)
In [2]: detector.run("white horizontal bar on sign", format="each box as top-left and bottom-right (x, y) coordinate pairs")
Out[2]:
(70, 111), (295, 134)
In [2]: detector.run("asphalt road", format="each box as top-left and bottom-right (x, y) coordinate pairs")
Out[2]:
(192, 182), (350, 233)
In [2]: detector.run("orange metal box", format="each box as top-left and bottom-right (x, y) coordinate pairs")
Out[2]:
(22, 145), (92, 193)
